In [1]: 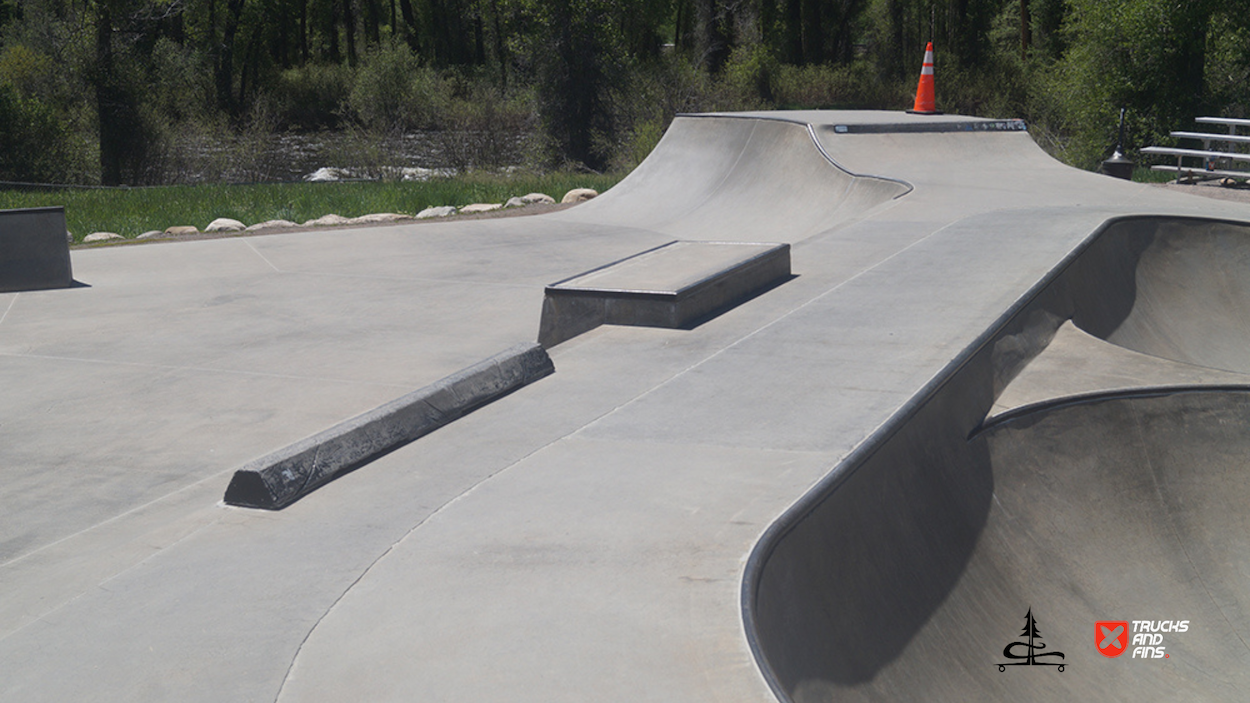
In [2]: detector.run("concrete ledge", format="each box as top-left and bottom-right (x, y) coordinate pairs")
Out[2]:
(224, 343), (555, 509)
(0, 206), (73, 293)
(538, 241), (791, 347)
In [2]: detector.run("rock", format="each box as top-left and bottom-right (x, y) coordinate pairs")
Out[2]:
(416, 206), (457, 219)
(302, 214), (352, 227)
(137, 230), (164, 240)
(65, 231), (73, 243)
(165, 226), (198, 236)
(348, 213), (411, 224)
(397, 166), (454, 181)
(245, 219), (298, 231)
(561, 188), (598, 204)
(304, 167), (350, 182)
(205, 217), (246, 232)
(460, 203), (502, 214)
(521, 192), (556, 205)
(504, 197), (528, 208)
(83, 232), (123, 243)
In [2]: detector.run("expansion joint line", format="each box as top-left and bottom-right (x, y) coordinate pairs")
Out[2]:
(584, 217), (962, 432)
(245, 240), (282, 272)
(272, 432), (572, 702)
(0, 465), (239, 572)
(0, 294), (17, 327)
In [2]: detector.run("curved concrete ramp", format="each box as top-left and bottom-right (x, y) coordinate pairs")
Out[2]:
(561, 115), (909, 241)
(1076, 217), (1250, 374)
(745, 213), (1250, 702)
(761, 388), (1250, 702)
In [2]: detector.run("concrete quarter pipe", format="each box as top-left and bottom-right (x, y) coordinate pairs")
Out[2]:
(5, 112), (1250, 703)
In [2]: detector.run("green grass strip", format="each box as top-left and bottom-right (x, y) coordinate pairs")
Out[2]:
(0, 172), (623, 241)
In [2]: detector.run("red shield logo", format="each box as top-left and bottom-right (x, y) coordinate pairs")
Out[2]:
(1096, 621), (1129, 657)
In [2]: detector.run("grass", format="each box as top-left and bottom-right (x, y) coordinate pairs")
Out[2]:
(1131, 166), (1179, 184)
(0, 171), (624, 242)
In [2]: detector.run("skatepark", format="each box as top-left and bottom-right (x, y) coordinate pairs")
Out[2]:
(3, 110), (1250, 700)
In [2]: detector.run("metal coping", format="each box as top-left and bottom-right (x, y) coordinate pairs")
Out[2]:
(828, 119), (1028, 135)
(975, 385), (1250, 438)
(0, 205), (66, 215)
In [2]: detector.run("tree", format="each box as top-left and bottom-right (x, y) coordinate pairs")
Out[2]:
(0, 82), (76, 182)
(1047, 0), (1222, 167)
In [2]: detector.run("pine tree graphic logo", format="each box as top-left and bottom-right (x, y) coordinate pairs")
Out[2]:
(997, 608), (1066, 672)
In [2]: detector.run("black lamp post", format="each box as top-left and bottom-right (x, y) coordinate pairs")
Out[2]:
(1101, 108), (1134, 180)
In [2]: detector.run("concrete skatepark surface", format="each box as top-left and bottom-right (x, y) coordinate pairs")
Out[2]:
(4, 110), (1250, 701)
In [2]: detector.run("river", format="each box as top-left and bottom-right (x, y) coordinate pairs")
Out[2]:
(170, 129), (532, 184)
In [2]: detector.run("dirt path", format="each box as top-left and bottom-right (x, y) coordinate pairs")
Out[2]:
(1151, 179), (1250, 206)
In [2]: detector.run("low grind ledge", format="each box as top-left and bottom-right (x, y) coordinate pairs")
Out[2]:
(224, 343), (554, 509)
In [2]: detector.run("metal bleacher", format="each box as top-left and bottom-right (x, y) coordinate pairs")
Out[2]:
(1143, 116), (1250, 182)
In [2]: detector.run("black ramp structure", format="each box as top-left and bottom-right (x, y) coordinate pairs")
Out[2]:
(745, 215), (1250, 701)
(0, 206), (73, 292)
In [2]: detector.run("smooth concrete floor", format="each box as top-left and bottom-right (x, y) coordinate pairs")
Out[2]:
(4, 111), (1250, 702)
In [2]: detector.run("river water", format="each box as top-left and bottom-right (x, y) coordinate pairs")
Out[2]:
(173, 129), (531, 184)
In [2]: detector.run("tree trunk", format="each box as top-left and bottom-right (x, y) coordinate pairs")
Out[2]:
(397, 0), (418, 51)
(800, 0), (821, 64)
(491, 0), (506, 89)
(783, 0), (800, 64)
(365, 0), (380, 46)
(95, 1), (123, 185)
(342, 0), (357, 66)
(218, 0), (246, 115)
(1020, 0), (1030, 61)
(298, 0), (308, 64)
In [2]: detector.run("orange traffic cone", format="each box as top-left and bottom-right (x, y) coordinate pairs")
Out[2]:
(907, 42), (941, 115)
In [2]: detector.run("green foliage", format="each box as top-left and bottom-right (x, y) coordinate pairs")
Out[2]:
(0, 0), (18, 32)
(614, 118), (665, 171)
(1041, 0), (1224, 168)
(1200, 11), (1250, 118)
(2, 0), (1250, 183)
(0, 82), (77, 182)
(347, 44), (450, 131)
(720, 44), (780, 107)
(271, 63), (355, 129)
(520, 0), (634, 171)
(439, 85), (538, 170)
(146, 37), (217, 123)
(772, 61), (904, 110)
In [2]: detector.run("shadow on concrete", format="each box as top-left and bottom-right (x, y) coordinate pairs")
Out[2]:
(678, 274), (798, 331)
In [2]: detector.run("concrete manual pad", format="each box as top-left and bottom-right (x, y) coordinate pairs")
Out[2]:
(552, 240), (784, 292)
(7, 111), (1250, 703)
(539, 240), (790, 346)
